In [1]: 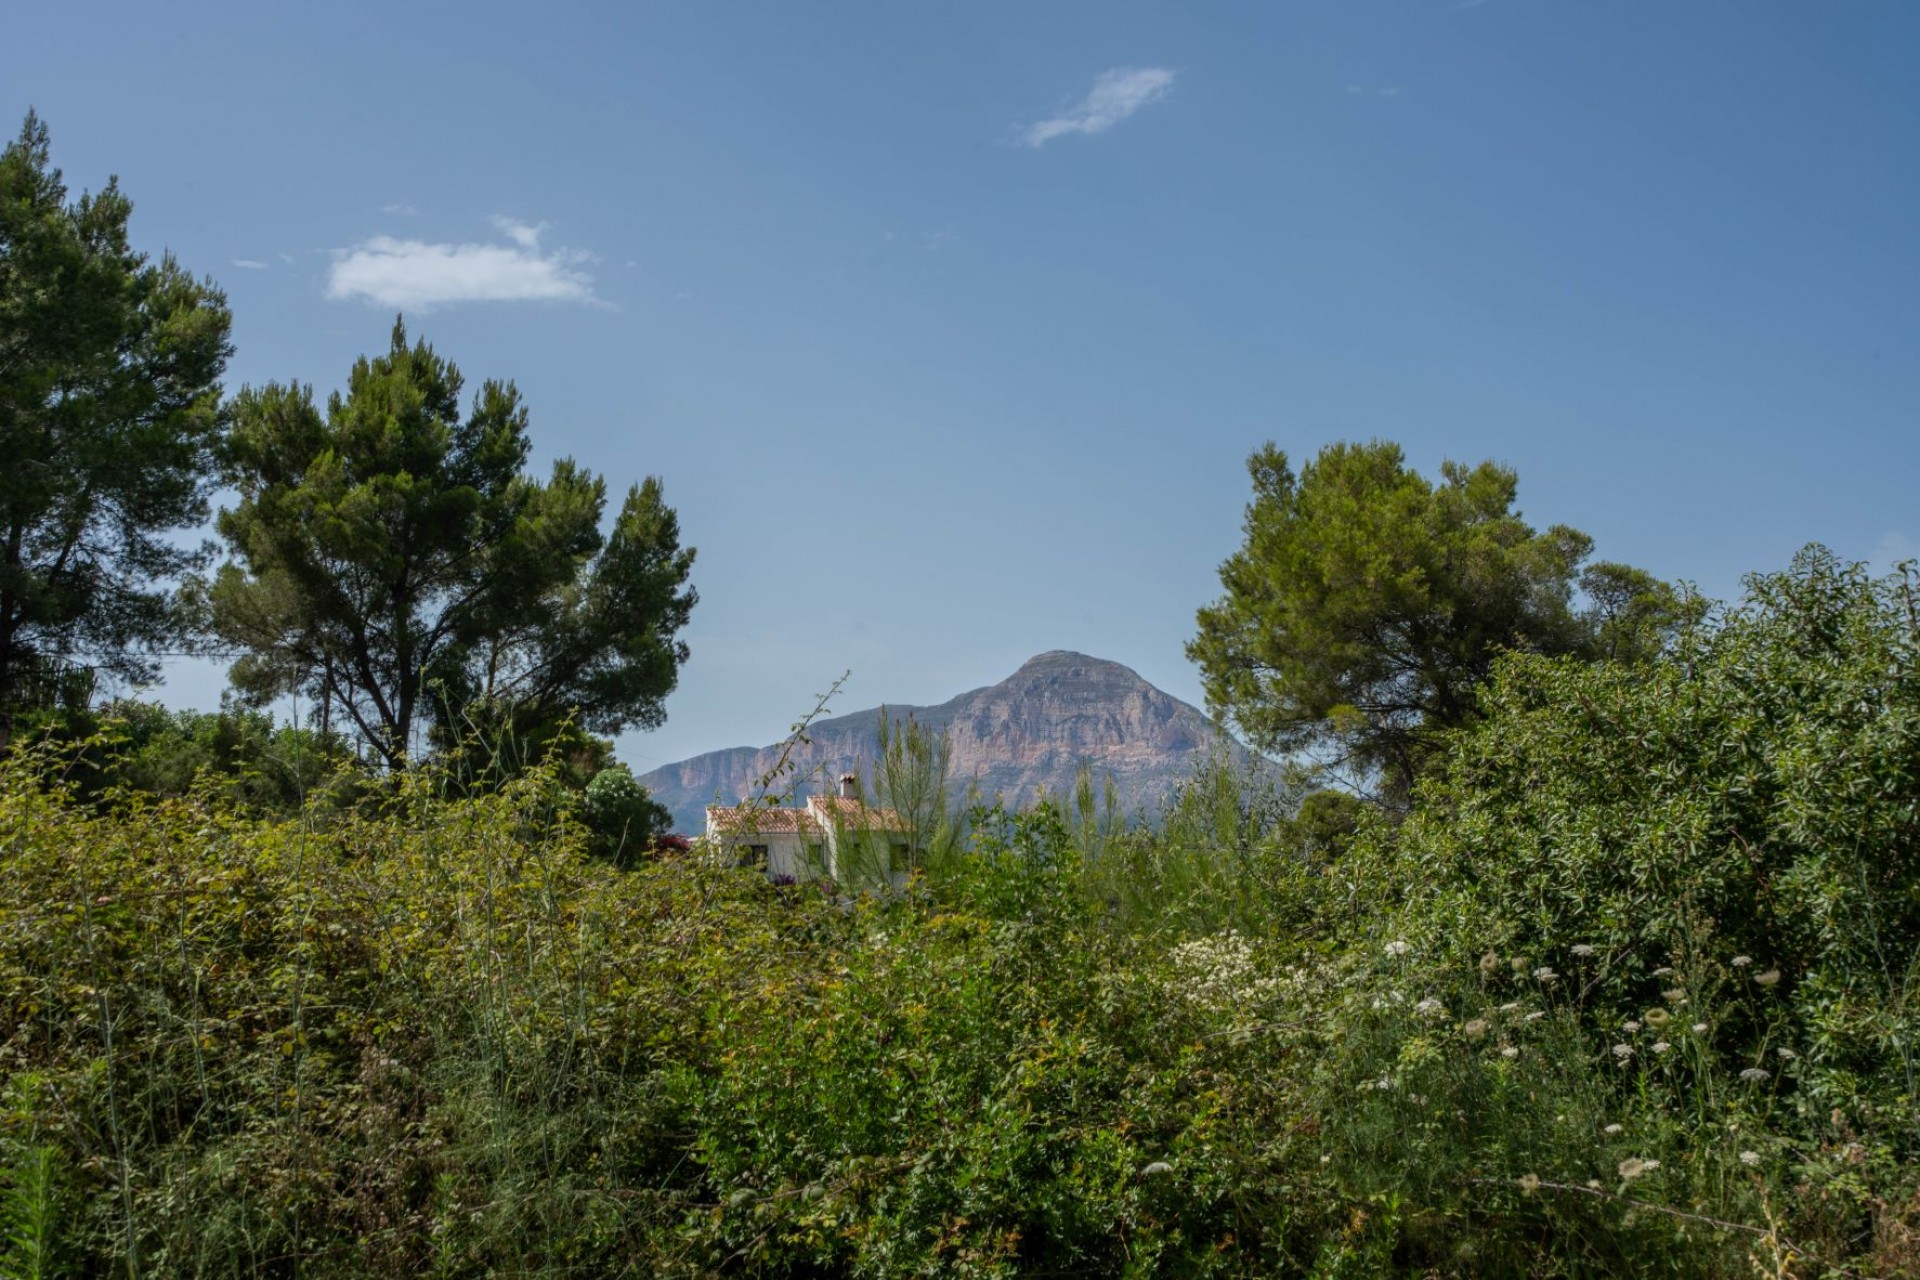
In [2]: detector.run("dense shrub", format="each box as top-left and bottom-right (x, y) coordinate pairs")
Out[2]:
(1359, 548), (1920, 1125)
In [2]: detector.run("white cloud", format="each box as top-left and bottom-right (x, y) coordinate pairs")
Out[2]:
(230, 259), (268, 270)
(326, 218), (598, 309)
(1020, 67), (1176, 148)
(491, 216), (547, 250)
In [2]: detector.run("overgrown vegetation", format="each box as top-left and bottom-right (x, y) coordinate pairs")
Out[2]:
(1, 549), (1915, 1276)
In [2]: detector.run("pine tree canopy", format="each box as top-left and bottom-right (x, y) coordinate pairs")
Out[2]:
(210, 320), (696, 769)
(0, 111), (232, 728)
(1188, 439), (1687, 800)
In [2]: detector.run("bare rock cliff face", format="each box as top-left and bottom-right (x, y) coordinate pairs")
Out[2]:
(638, 651), (1255, 833)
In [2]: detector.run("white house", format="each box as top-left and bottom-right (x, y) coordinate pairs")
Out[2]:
(705, 775), (913, 886)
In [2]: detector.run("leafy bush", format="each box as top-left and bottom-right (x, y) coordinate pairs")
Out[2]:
(1363, 548), (1920, 1126)
(582, 763), (673, 864)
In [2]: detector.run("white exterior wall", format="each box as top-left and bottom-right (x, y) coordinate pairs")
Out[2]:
(822, 827), (910, 889)
(703, 825), (829, 880)
(704, 805), (907, 887)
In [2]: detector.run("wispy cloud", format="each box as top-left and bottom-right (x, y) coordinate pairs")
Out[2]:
(382, 202), (419, 216)
(492, 215), (546, 250)
(230, 259), (268, 270)
(1873, 530), (1920, 572)
(1020, 67), (1176, 148)
(325, 218), (598, 310)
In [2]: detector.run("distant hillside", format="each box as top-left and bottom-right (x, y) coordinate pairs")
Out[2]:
(638, 651), (1262, 833)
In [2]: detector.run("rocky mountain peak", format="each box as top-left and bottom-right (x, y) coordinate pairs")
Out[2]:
(637, 652), (1254, 833)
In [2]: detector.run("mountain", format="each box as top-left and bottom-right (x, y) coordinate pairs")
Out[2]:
(637, 651), (1260, 833)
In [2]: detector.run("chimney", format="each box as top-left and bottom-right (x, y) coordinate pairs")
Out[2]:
(838, 773), (857, 800)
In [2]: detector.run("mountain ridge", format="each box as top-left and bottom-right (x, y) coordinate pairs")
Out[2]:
(638, 651), (1257, 832)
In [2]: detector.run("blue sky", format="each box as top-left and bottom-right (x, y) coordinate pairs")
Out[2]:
(14, 0), (1919, 770)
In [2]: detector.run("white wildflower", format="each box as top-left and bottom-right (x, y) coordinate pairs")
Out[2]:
(1612, 1043), (1634, 1059)
(1731, 955), (1752, 968)
(1167, 930), (1278, 1014)
(1141, 1161), (1173, 1176)
(1479, 951), (1500, 976)
(1525, 1010), (1547, 1022)
(1652, 966), (1676, 977)
(1692, 1023), (1710, 1035)
(1739, 1151), (1761, 1167)
(1617, 1158), (1659, 1180)
(1754, 969), (1782, 987)
(1662, 989), (1687, 1004)
(1385, 940), (1412, 957)
(1652, 1041), (1671, 1055)
(1586, 1179), (1602, 1190)
(1463, 1017), (1490, 1040)
(1603, 1123), (1624, 1135)
(1739, 1067), (1771, 1083)
(1413, 997), (1447, 1020)
(1775, 1046), (1797, 1060)
(1623, 1020), (1642, 1033)
(1571, 944), (1597, 958)
(1517, 1172), (1542, 1193)
(1501, 1045), (1520, 1059)
(1499, 1002), (1521, 1013)
(1532, 965), (1558, 983)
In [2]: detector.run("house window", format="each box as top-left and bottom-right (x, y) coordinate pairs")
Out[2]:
(736, 843), (769, 870)
(889, 841), (911, 874)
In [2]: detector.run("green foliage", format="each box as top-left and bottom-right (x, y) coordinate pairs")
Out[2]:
(14, 698), (359, 817)
(582, 763), (671, 865)
(871, 709), (956, 865)
(1079, 750), (1325, 942)
(209, 320), (696, 770)
(3, 547), (1918, 1276)
(1360, 546), (1920, 1130)
(1, 1145), (58, 1280)
(0, 112), (232, 727)
(1189, 440), (1687, 800)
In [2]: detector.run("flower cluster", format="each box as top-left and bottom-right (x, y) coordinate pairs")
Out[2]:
(1167, 929), (1282, 1014)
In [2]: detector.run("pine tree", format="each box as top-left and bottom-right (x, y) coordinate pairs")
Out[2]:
(211, 321), (696, 768)
(0, 111), (232, 737)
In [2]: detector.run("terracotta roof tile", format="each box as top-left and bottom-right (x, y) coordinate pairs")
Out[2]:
(704, 806), (821, 835)
(806, 795), (908, 832)
(703, 795), (909, 835)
